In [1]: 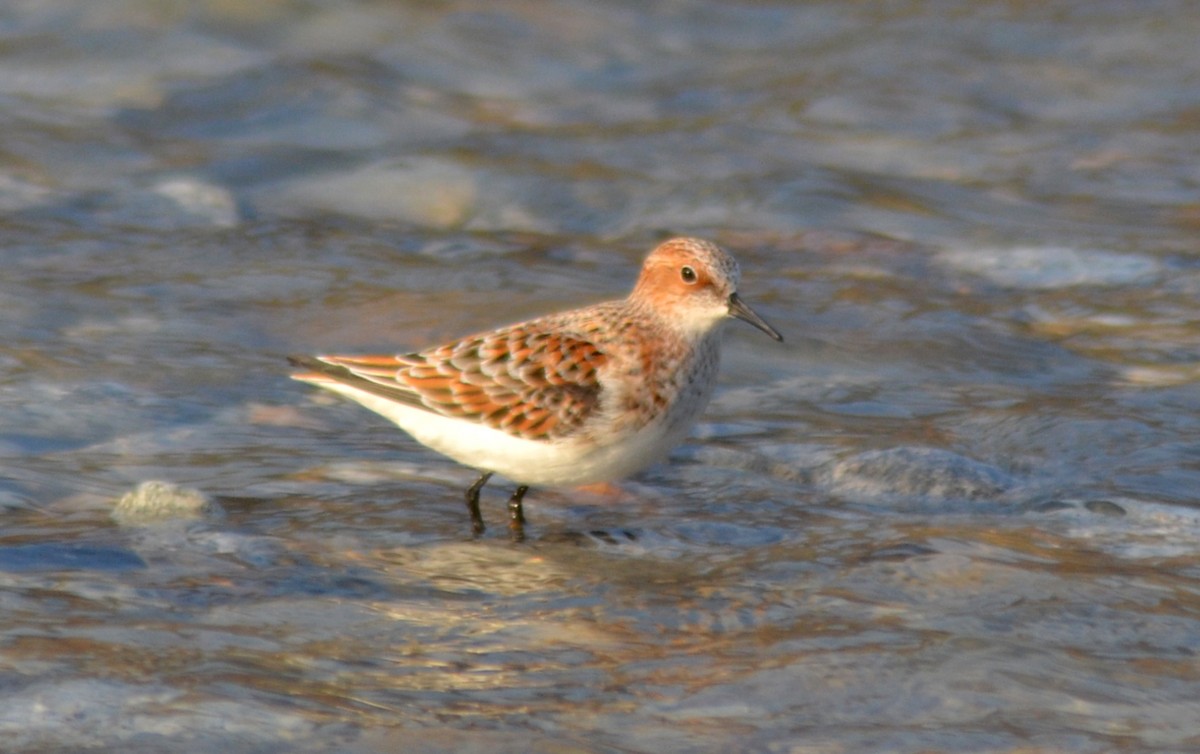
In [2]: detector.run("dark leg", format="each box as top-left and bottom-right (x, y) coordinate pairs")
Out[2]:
(465, 472), (493, 537)
(507, 485), (529, 542)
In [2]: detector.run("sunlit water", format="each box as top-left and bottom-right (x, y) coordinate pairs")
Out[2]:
(2, 1), (1200, 752)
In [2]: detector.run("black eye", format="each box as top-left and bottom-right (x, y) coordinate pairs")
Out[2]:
(680, 266), (697, 284)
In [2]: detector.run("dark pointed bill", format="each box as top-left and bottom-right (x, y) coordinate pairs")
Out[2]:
(728, 293), (783, 341)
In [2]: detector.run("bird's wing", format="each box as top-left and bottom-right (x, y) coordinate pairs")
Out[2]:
(289, 323), (607, 441)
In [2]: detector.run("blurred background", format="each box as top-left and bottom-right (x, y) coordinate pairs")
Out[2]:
(2, 1), (1199, 752)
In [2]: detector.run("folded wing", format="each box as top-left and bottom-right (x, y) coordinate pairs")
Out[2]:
(289, 324), (606, 442)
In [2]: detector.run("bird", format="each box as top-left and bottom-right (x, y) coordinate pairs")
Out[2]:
(289, 237), (782, 540)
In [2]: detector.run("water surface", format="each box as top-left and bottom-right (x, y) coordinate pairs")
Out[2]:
(2, 1), (1200, 752)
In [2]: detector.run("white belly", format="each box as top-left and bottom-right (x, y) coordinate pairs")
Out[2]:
(306, 382), (699, 487)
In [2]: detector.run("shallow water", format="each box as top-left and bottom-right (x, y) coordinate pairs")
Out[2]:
(2, 1), (1200, 752)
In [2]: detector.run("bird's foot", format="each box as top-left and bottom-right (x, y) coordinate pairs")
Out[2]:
(507, 485), (529, 543)
(465, 472), (493, 538)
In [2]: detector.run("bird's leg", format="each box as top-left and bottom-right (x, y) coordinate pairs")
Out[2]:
(465, 472), (493, 537)
(507, 485), (529, 543)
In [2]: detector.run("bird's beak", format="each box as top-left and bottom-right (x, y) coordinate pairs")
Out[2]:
(728, 293), (783, 342)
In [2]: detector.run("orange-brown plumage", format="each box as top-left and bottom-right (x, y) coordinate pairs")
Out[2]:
(290, 237), (781, 538)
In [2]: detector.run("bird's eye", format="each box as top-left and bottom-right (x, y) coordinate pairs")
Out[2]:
(680, 266), (697, 284)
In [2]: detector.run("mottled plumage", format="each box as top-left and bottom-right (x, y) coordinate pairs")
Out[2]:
(290, 237), (782, 539)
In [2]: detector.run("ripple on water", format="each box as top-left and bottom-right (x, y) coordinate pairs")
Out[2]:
(936, 245), (1163, 289)
(1, 1), (1200, 752)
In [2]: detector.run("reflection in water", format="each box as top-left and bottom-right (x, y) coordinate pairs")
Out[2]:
(1, 1), (1200, 751)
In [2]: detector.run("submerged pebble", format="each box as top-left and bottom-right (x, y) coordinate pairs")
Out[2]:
(266, 158), (477, 227)
(111, 481), (224, 525)
(152, 178), (239, 228)
(819, 446), (1012, 503)
(936, 246), (1162, 289)
(1084, 499), (1128, 517)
